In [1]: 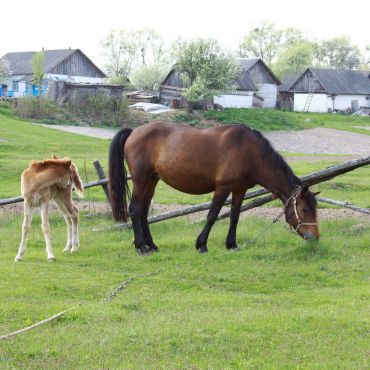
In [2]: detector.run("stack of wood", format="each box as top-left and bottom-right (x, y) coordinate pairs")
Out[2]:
(126, 91), (156, 104)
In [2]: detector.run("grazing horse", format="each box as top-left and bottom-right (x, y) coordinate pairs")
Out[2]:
(15, 156), (84, 261)
(109, 122), (319, 254)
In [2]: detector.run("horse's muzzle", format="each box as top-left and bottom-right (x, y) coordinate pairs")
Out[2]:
(303, 233), (319, 241)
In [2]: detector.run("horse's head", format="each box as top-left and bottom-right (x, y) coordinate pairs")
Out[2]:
(284, 186), (319, 241)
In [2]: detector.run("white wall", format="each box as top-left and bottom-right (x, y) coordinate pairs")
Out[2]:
(294, 93), (328, 112)
(294, 93), (370, 112)
(332, 95), (370, 111)
(47, 73), (106, 84)
(258, 83), (277, 108)
(213, 94), (253, 108)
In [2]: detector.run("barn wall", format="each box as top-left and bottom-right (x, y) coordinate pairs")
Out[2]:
(294, 93), (328, 112)
(214, 94), (253, 108)
(292, 71), (326, 92)
(258, 83), (277, 108)
(332, 95), (370, 111)
(49, 51), (105, 78)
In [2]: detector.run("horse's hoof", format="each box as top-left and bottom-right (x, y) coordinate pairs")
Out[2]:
(136, 245), (150, 255)
(71, 248), (78, 254)
(198, 246), (208, 253)
(226, 244), (240, 250)
(149, 245), (159, 253)
(47, 257), (56, 262)
(63, 248), (71, 253)
(15, 257), (22, 262)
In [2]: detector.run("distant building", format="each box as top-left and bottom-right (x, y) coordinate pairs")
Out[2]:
(0, 49), (106, 98)
(159, 58), (281, 109)
(279, 68), (370, 112)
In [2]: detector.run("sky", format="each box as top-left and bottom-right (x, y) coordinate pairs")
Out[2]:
(1, 0), (369, 71)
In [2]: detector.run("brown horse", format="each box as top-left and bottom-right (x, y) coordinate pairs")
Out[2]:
(109, 122), (319, 254)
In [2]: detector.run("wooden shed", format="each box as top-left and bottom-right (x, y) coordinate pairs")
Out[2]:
(159, 58), (281, 109)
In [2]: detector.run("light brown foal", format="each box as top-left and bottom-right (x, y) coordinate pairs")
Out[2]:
(15, 156), (84, 262)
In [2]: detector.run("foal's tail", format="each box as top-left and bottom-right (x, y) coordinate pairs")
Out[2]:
(71, 163), (84, 198)
(108, 128), (133, 222)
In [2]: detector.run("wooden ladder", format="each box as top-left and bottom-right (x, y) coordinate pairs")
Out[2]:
(302, 79), (316, 112)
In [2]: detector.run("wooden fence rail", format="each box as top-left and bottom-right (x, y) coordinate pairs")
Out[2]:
(1, 156), (370, 225)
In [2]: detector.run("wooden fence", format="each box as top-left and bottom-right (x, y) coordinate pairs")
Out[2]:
(1, 156), (370, 226)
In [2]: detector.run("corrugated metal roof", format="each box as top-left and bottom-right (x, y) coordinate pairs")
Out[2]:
(235, 72), (258, 91)
(279, 73), (301, 92)
(2, 49), (77, 75)
(310, 68), (370, 94)
(283, 68), (370, 95)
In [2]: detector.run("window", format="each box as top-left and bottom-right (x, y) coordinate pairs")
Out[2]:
(12, 81), (19, 92)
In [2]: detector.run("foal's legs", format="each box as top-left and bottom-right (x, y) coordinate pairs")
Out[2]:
(129, 180), (150, 254)
(195, 187), (230, 253)
(54, 198), (73, 252)
(40, 200), (55, 261)
(15, 202), (33, 261)
(140, 179), (159, 252)
(225, 190), (245, 250)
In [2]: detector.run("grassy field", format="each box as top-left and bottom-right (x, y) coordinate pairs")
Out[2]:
(0, 212), (369, 369)
(1, 104), (369, 368)
(205, 108), (370, 134)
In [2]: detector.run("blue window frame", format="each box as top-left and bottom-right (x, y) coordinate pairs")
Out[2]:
(12, 80), (19, 92)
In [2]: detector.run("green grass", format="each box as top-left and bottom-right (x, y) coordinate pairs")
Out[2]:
(205, 108), (370, 133)
(0, 213), (369, 368)
(1, 102), (370, 368)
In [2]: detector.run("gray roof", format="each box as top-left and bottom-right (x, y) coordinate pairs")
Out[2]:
(1, 49), (106, 77)
(235, 71), (258, 91)
(2, 49), (76, 74)
(283, 68), (370, 95)
(279, 73), (301, 92)
(239, 58), (281, 85)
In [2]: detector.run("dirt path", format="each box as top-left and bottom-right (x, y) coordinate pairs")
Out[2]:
(39, 124), (370, 156)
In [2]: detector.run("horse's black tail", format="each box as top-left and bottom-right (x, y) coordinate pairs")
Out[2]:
(108, 128), (133, 222)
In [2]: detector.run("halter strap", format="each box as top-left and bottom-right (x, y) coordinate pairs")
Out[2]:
(283, 186), (318, 233)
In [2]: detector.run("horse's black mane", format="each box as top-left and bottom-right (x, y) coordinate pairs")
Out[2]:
(238, 124), (317, 213)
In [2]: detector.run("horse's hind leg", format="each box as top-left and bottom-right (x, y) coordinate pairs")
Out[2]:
(55, 198), (73, 252)
(140, 179), (159, 252)
(129, 181), (150, 255)
(58, 189), (79, 253)
(15, 201), (33, 261)
(225, 190), (245, 250)
(195, 187), (230, 253)
(40, 200), (55, 261)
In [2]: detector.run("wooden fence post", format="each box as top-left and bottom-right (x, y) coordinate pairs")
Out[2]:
(93, 160), (111, 205)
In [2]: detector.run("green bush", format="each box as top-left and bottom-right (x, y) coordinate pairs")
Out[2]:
(12, 97), (59, 120)
(67, 94), (130, 127)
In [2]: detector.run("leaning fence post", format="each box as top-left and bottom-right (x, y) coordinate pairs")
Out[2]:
(93, 160), (111, 205)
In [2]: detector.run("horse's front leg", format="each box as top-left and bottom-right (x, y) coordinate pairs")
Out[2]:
(15, 202), (33, 261)
(140, 179), (159, 252)
(129, 182), (150, 255)
(195, 187), (230, 253)
(225, 190), (245, 250)
(40, 201), (55, 261)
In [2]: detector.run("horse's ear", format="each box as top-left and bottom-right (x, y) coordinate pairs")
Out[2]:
(52, 154), (59, 159)
(312, 191), (321, 197)
(272, 193), (279, 200)
(301, 185), (309, 194)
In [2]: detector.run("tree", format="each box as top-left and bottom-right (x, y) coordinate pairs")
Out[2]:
(0, 57), (12, 80)
(101, 29), (169, 81)
(32, 50), (45, 95)
(173, 38), (241, 113)
(272, 41), (315, 79)
(239, 22), (282, 65)
(314, 36), (361, 70)
(129, 63), (170, 90)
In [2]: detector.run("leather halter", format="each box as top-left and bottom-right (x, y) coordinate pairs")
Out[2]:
(284, 187), (318, 233)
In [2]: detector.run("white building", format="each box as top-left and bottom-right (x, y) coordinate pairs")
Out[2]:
(0, 49), (106, 98)
(280, 68), (370, 113)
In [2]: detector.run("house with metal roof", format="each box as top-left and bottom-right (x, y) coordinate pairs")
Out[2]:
(0, 49), (106, 97)
(159, 58), (281, 109)
(279, 68), (370, 113)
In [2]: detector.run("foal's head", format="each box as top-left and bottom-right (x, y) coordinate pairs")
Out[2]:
(284, 186), (319, 241)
